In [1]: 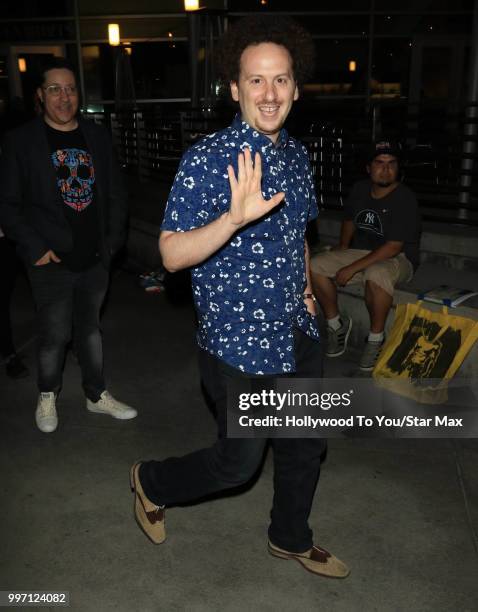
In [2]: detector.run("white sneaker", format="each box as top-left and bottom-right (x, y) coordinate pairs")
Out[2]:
(35, 392), (58, 433)
(86, 390), (137, 420)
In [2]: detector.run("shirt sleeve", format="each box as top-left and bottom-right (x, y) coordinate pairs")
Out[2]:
(161, 146), (226, 232)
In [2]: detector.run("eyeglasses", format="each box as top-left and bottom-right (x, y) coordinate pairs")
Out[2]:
(42, 85), (78, 97)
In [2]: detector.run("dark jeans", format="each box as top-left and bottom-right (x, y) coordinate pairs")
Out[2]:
(0, 237), (18, 358)
(27, 262), (108, 401)
(140, 328), (326, 553)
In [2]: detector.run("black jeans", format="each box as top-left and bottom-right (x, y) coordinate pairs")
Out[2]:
(140, 328), (326, 553)
(0, 237), (19, 358)
(27, 262), (108, 401)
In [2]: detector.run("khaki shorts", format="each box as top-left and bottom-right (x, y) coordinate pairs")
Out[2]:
(310, 248), (414, 297)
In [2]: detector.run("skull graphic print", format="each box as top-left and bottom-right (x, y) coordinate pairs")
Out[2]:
(52, 148), (95, 212)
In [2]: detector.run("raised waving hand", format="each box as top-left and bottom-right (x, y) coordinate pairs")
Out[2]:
(227, 147), (284, 228)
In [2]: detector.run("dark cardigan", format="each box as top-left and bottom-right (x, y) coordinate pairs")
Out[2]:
(0, 116), (127, 266)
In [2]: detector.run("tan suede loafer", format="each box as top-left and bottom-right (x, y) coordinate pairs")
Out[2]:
(268, 540), (350, 578)
(130, 462), (166, 544)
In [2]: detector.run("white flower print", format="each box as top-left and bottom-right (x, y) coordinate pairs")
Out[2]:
(161, 117), (320, 375)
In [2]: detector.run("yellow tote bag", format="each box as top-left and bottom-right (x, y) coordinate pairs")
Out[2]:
(373, 302), (478, 404)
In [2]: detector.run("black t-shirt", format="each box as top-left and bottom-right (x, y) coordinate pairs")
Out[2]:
(45, 122), (100, 271)
(344, 179), (421, 269)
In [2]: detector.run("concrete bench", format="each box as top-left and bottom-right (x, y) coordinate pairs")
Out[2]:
(313, 210), (478, 273)
(312, 212), (478, 380)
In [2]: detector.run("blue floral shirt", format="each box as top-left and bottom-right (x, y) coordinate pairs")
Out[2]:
(161, 115), (320, 374)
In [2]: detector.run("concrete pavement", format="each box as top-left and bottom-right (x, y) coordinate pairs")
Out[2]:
(1, 269), (477, 612)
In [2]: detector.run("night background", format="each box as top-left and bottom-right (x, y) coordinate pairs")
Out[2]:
(0, 2), (477, 611)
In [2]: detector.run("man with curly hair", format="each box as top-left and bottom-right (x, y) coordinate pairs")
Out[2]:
(130, 16), (349, 578)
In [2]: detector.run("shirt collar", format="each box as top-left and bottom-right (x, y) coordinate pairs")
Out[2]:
(231, 114), (288, 150)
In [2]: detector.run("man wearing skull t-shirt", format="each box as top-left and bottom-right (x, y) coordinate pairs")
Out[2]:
(45, 125), (100, 271)
(311, 141), (421, 371)
(0, 57), (136, 432)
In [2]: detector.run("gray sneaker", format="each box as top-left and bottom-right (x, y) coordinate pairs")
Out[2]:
(326, 315), (352, 357)
(35, 392), (58, 433)
(359, 338), (385, 371)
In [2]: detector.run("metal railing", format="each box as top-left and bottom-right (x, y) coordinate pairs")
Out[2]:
(88, 101), (478, 225)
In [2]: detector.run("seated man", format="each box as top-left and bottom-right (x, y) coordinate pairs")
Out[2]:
(310, 141), (421, 371)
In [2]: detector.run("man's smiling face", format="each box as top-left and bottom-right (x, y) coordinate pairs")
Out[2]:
(37, 68), (79, 131)
(230, 42), (299, 143)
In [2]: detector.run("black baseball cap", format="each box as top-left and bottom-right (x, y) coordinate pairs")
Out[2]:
(368, 140), (401, 162)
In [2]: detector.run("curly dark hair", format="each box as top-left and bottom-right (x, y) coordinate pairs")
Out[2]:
(216, 15), (315, 88)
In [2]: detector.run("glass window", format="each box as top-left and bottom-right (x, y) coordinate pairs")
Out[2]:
(375, 0), (472, 10)
(80, 17), (187, 42)
(304, 39), (369, 97)
(371, 38), (411, 98)
(228, 0), (372, 10)
(83, 42), (190, 101)
(421, 46), (454, 101)
(296, 15), (369, 36)
(0, 0), (72, 17)
(82, 45), (105, 101)
(374, 13), (471, 36)
(228, 14), (370, 36)
(132, 42), (190, 99)
(374, 14), (420, 36)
